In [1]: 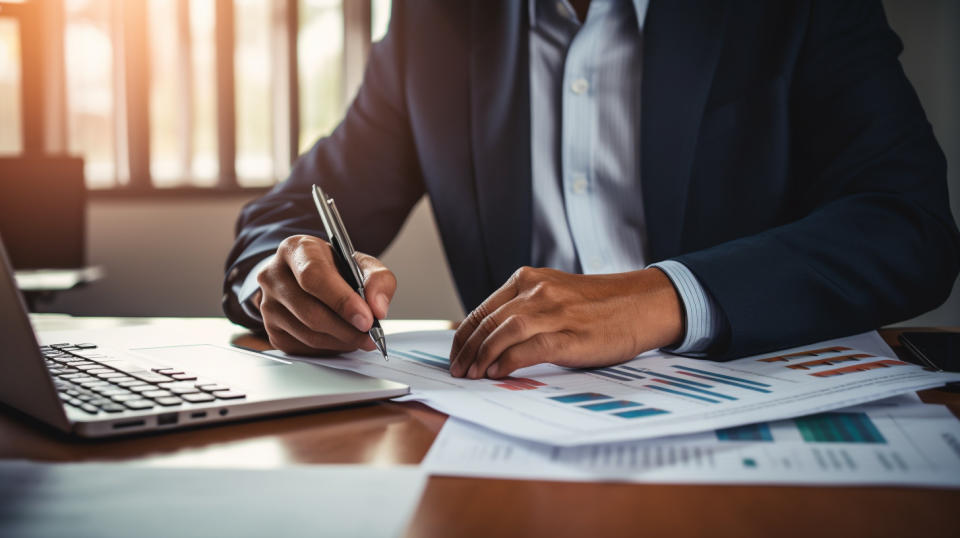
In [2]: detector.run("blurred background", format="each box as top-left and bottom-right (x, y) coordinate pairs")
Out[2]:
(0, 0), (957, 326)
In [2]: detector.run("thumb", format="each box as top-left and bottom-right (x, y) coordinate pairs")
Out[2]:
(355, 252), (396, 319)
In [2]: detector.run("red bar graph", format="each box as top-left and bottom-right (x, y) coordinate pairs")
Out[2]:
(494, 377), (547, 391)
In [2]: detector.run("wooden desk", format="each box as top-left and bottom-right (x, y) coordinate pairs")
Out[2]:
(3, 317), (959, 537)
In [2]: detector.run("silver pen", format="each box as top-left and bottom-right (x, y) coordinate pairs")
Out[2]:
(311, 184), (388, 359)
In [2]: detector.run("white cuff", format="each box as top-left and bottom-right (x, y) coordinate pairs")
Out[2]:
(648, 259), (724, 355)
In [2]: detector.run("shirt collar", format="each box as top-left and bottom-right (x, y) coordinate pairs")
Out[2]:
(530, 0), (650, 31)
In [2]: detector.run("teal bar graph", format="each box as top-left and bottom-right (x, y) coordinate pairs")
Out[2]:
(614, 408), (669, 419)
(795, 412), (886, 444)
(581, 400), (641, 411)
(716, 423), (774, 442)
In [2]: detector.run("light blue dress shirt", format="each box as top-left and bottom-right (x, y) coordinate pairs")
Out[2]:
(528, 0), (725, 354)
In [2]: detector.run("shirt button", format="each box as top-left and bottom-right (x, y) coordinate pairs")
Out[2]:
(570, 78), (589, 95)
(571, 175), (588, 194)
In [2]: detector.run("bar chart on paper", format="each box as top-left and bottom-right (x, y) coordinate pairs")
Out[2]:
(283, 330), (960, 446)
(423, 400), (960, 487)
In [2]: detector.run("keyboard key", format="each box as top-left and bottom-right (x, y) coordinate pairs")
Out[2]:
(213, 391), (245, 400)
(128, 371), (173, 384)
(124, 400), (155, 410)
(77, 394), (95, 401)
(153, 368), (183, 375)
(50, 343), (72, 349)
(142, 390), (173, 399)
(111, 394), (141, 402)
(96, 372), (126, 379)
(99, 389), (132, 397)
(197, 384), (230, 392)
(80, 403), (99, 414)
(181, 392), (215, 403)
(170, 386), (200, 395)
(128, 385), (158, 393)
(154, 397), (182, 406)
(86, 368), (114, 375)
(118, 380), (145, 387)
(79, 381), (112, 389)
(99, 403), (125, 413)
(75, 343), (98, 349)
(75, 364), (103, 371)
(111, 376), (137, 384)
(171, 373), (197, 381)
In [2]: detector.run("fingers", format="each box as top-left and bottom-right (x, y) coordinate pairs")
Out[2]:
(450, 269), (527, 367)
(256, 235), (394, 354)
(468, 312), (560, 378)
(356, 252), (397, 320)
(276, 236), (373, 331)
(261, 262), (364, 344)
(260, 285), (375, 354)
(485, 332), (575, 379)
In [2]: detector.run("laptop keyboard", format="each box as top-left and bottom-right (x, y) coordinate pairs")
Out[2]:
(42, 343), (246, 415)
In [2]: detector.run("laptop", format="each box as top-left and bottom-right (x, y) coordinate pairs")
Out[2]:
(0, 238), (409, 437)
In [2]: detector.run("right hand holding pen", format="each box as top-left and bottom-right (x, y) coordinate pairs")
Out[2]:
(254, 234), (395, 355)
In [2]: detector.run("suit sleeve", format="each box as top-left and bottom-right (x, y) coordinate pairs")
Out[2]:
(676, 0), (960, 359)
(222, 2), (424, 330)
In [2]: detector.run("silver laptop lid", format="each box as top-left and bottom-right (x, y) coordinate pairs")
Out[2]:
(0, 236), (70, 431)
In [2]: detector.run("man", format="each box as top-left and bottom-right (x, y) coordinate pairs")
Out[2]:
(223, 1), (960, 380)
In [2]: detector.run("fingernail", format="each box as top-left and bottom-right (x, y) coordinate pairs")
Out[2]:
(467, 365), (478, 379)
(351, 314), (368, 331)
(376, 295), (389, 317)
(487, 363), (499, 378)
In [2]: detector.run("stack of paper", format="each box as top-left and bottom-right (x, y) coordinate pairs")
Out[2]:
(281, 331), (960, 487)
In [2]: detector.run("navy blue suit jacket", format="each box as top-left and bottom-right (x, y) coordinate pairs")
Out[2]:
(224, 0), (960, 359)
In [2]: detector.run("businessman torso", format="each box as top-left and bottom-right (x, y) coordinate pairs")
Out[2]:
(226, 0), (959, 358)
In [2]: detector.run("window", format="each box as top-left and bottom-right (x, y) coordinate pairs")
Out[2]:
(0, 0), (392, 192)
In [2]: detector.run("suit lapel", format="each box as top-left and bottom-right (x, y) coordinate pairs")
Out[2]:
(642, 0), (727, 261)
(469, 1), (532, 288)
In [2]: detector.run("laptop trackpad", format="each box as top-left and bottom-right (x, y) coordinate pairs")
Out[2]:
(129, 344), (287, 378)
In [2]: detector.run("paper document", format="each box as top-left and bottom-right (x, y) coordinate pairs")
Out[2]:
(278, 331), (960, 446)
(423, 398), (960, 488)
(0, 463), (426, 538)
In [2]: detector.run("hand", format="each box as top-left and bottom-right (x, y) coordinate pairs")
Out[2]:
(449, 267), (683, 379)
(254, 235), (396, 355)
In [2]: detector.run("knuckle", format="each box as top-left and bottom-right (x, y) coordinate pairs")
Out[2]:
(477, 313), (501, 338)
(504, 314), (527, 335)
(512, 266), (537, 286)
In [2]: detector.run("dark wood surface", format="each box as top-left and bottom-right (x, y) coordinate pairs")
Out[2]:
(3, 318), (959, 537)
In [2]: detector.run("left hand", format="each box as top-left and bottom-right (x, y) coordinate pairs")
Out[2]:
(449, 266), (684, 379)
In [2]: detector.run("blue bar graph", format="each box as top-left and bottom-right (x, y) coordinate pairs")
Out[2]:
(675, 371), (773, 394)
(651, 379), (737, 401)
(615, 408), (670, 419)
(392, 350), (448, 370)
(716, 423), (774, 442)
(646, 384), (721, 404)
(550, 393), (611, 404)
(581, 400), (642, 411)
(672, 365), (771, 387)
(590, 370), (633, 382)
(606, 368), (645, 380)
(644, 371), (713, 388)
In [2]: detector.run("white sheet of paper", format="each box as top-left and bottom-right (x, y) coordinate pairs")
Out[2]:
(0, 464), (427, 538)
(276, 331), (960, 446)
(422, 398), (960, 488)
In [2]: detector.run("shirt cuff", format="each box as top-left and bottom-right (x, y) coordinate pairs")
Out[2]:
(233, 255), (275, 324)
(648, 259), (726, 356)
